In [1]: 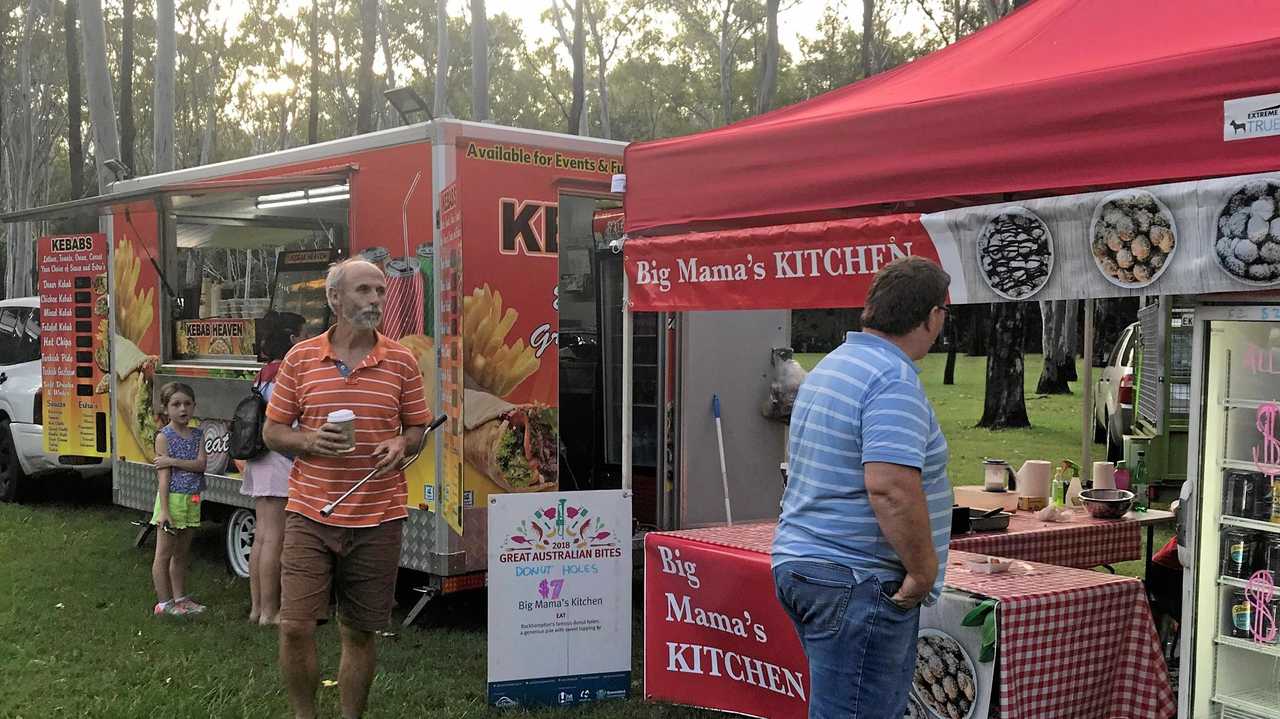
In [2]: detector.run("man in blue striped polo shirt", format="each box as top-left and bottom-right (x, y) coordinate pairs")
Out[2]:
(773, 256), (953, 719)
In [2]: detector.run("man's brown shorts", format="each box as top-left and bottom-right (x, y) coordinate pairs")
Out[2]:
(280, 512), (403, 632)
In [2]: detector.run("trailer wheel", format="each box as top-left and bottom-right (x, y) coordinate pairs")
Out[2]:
(224, 508), (255, 579)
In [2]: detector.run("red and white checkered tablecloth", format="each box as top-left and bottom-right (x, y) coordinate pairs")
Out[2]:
(949, 511), (1149, 568)
(655, 525), (1175, 719)
(946, 551), (1176, 719)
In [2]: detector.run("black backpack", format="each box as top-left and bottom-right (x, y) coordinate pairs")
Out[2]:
(229, 378), (269, 461)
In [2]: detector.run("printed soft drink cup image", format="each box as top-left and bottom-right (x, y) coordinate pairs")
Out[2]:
(327, 409), (357, 454)
(360, 246), (390, 270)
(382, 259), (424, 340)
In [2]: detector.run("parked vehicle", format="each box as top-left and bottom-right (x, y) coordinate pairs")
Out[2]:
(1094, 321), (1139, 461)
(0, 297), (111, 502)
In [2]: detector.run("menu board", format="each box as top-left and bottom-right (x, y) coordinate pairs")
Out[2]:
(37, 234), (110, 456)
(175, 318), (256, 358)
(439, 181), (465, 535)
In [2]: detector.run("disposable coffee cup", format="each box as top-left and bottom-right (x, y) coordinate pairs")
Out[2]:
(327, 409), (357, 454)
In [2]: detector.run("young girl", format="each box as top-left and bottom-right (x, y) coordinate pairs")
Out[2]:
(151, 382), (209, 617)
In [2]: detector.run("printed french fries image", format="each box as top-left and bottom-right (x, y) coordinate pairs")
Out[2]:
(461, 284), (540, 396)
(114, 238), (155, 346)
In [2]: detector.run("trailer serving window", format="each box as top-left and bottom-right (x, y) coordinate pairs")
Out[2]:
(160, 183), (349, 364)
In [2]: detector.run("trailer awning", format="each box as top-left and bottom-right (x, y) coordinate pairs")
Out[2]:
(0, 168), (354, 223)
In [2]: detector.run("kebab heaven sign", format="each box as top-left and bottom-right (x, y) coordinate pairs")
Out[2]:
(488, 490), (632, 709)
(626, 170), (1280, 311)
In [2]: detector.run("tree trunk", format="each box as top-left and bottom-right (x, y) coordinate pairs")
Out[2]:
(1060, 299), (1079, 381)
(861, 0), (875, 78)
(378, 0), (396, 128)
(308, 0), (320, 144)
(978, 302), (1031, 429)
(433, 0), (450, 118)
(356, 0), (378, 133)
(754, 0), (779, 115)
(81, 0), (124, 188)
(1036, 300), (1071, 395)
(470, 0), (488, 122)
(64, 0), (85, 199)
(717, 6), (733, 125)
(119, 0), (135, 173)
(568, 0), (585, 135)
(583, 0), (610, 138)
(967, 303), (991, 356)
(154, 0), (175, 173)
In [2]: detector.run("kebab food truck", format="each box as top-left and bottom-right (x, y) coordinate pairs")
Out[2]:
(3, 119), (788, 619)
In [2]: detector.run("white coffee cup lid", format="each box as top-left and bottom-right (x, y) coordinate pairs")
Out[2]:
(328, 409), (356, 423)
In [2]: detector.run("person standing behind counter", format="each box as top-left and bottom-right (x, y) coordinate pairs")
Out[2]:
(772, 256), (953, 719)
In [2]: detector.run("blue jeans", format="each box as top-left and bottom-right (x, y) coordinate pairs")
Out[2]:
(773, 561), (920, 719)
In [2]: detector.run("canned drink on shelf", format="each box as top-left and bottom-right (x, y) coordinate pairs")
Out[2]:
(1223, 470), (1272, 520)
(1222, 529), (1260, 578)
(1273, 477), (1280, 523)
(1265, 535), (1280, 581)
(1230, 589), (1254, 638)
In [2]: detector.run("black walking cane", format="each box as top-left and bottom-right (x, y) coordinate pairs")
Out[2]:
(320, 414), (448, 518)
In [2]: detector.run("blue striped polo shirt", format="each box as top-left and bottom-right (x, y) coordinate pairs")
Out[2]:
(772, 331), (952, 603)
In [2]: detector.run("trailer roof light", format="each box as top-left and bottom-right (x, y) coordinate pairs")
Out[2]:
(256, 185), (350, 210)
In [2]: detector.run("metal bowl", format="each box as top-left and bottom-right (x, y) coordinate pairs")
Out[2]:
(1080, 488), (1134, 519)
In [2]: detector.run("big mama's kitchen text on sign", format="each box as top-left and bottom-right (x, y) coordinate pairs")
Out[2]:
(624, 214), (939, 313)
(644, 534), (811, 719)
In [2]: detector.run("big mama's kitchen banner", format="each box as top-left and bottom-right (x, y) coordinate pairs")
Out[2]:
(644, 533), (810, 719)
(626, 170), (1280, 311)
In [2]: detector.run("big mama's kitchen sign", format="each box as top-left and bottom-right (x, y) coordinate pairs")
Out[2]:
(644, 534), (809, 719)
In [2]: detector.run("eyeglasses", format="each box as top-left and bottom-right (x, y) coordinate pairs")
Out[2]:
(936, 305), (951, 317)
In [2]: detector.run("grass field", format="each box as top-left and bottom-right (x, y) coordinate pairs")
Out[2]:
(0, 352), (1165, 717)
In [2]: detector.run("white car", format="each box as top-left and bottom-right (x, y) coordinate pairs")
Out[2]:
(0, 297), (111, 502)
(1093, 321), (1138, 462)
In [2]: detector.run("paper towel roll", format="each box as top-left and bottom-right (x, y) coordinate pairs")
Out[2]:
(1017, 460), (1052, 501)
(1093, 461), (1116, 490)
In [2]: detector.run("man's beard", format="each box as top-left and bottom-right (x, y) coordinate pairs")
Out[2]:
(346, 306), (382, 329)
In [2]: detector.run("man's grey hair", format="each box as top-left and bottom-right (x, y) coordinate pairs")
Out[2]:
(326, 258), (382, 313)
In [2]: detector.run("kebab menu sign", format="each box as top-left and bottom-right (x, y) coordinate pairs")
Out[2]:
(37, 233), (110, 457)
(488, 490), (631, 709)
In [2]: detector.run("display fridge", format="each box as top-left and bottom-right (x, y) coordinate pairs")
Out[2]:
(1184, 302), (1280, 719)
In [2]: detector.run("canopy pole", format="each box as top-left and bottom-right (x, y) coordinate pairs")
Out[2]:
(1082, 299), (1095, 477)
(622, 277), (633, 492)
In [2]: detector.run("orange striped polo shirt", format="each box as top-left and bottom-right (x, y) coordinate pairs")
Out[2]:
(266, 328), (432, 527)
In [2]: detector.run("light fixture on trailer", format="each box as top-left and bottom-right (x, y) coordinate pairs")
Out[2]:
(104, 158), (133, 181)
(384, 86), (434, 124)
(255, 185), (350, 209)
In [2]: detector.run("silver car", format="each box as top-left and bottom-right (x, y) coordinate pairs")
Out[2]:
(1093, 321), (1138, 461)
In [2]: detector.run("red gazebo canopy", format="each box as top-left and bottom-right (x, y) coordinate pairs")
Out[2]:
(623, 0), (1280, 238)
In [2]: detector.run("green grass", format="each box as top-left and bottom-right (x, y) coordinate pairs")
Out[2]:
(0, 483), (712, 719)
(797, 352), (1109, 486)
(0, 352), (1169, 716)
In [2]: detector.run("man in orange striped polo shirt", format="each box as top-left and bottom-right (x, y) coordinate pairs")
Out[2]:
(264, 258), (431, 719)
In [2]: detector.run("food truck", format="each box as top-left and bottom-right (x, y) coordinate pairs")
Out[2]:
(4, 119), (788, 619)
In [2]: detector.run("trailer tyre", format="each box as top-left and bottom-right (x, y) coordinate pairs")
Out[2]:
(224, 508), (255, 579)
(0, 421), (26, 503)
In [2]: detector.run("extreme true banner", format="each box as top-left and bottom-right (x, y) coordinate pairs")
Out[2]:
(625, 170), (1280, 312)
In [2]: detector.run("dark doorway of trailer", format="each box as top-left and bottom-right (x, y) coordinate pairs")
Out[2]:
(555, 193), (661, 527)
